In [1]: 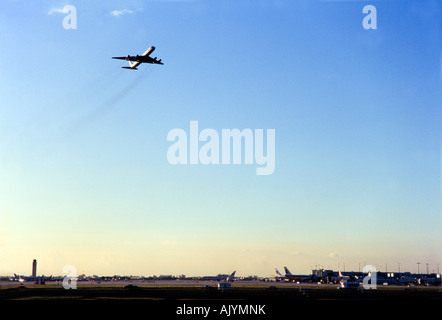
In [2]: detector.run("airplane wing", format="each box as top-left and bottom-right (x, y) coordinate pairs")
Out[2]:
(142, 46), (155, 56)
(112, 56), (139, 61)
(150, 57), (164, 65)
(113, 55), (163, 65)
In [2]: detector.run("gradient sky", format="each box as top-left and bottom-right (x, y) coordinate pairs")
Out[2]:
(0, 0), (441, 277)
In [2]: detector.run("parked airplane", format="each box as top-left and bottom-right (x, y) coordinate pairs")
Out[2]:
(77, 274), (102, 282)
(331, 270), (352, 283)
(283, 267), (312, 282)
(112, 45), (164, 70)
(274, 268), (286, 281)
(201, 271), (236, 282)
(11, 273), (63, 283)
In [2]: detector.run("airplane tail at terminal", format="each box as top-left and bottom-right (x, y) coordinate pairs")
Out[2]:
(284, 267), (293, 276)
(336, 269), (350, 281)
(275, 268), (285, 281)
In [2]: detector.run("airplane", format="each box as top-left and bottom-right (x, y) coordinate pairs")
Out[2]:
(338, 270), (350, 281)
(11, 273), (63, 283)
(283, 267), (312, 283)
(77, 273), (102, 282)
(112, 45), (164, 70)
(331, 270), (352, 283)
(274, 268), (286, 281)
(201, 271), (236, 282)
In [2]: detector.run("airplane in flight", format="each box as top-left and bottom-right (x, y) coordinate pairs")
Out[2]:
(201, 271), (236, 282)
(112, 45), (164, 70)
(283, 267), (312, 283)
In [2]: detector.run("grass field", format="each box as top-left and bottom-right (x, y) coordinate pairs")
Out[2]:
(1, 282), (440, 318)
(1, 281), (441, 300)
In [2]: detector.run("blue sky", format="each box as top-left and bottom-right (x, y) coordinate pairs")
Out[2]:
(0, 0), (440, 276)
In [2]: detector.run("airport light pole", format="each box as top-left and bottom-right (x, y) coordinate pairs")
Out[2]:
(417, 262), (421, 274)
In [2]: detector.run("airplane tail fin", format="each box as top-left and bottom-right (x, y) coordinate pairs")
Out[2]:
(275, 268), (283, 276)
(284, 267), (292, 275)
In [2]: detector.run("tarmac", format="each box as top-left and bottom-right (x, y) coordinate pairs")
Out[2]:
(1, 279), (440, 317)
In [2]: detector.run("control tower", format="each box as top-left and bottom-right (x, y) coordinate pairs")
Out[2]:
(32, 259), (37, 277)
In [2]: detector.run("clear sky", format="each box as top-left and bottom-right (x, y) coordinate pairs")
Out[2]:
(0, 0), (440, 277)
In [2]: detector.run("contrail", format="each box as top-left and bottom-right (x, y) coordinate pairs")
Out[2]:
(4, 66), (156, 159)
(0, 67), (125, 159)
(100, 65), (154, 112)
(10, 67), (122, 143)
(67, 65), (155, 135)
